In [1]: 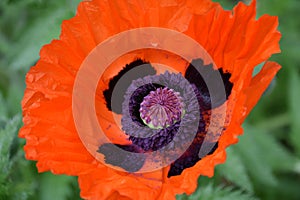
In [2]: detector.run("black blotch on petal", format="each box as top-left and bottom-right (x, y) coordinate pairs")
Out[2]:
(167, 138), (218, 177)
(185, 58), (233, 110)
(98, 143), (145, 173)
(103, 59), (156, 114)
(207, 142), (218, 155)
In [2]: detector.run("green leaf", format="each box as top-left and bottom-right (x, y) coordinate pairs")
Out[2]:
(0, 32), (10, 54)
(6, 158), (38, 200)
(178, 183), (258, 200)
(216, 147), (254, 193)
(7, 0), (81, 71)
(0, 115), (37, 200)
(288, 68), (300, 157)
(251, 125), (298, 172)
(272, 173), (300, 200)
(5, 73), (26, 116)
(0, 93), (8, 120)
(0, 115), (21, 194)
(8, 8), (67, 70)
(39, 172), (75, 200)
(235, 125), (278, 188)
(66, 177), (82, 200)
(0, 69), (10, 98)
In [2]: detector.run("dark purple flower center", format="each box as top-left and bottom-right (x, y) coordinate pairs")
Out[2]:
(139, 87), (184, 129)
(99, 58), (234, 177)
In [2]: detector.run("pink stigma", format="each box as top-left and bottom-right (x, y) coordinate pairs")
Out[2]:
(139, 87), (184, 129)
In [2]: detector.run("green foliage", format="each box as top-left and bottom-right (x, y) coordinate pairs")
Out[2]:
(0, 0), (300, 199)
(216, 147), (254, 193)
(38, 173), (81, 200)
(0, 116), (20, 187)
(177, 178), (257, 200)
(0, 115), (37, 200)
(288, 68), (300, 157)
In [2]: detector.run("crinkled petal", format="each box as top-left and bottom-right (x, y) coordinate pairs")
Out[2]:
(243, 61), (281, 118)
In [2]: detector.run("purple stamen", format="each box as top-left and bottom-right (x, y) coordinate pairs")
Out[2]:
(139, 87), (184, 129)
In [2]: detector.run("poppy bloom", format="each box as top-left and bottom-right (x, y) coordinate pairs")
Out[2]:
(19, 0), (281, 199)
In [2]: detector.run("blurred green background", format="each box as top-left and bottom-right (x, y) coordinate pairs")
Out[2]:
(0, 0), (299, 199)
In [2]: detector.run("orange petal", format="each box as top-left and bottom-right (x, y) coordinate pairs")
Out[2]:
(243, 61), (281, 119)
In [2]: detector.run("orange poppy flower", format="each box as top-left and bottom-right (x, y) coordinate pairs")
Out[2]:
(19, 0), (281, 199)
